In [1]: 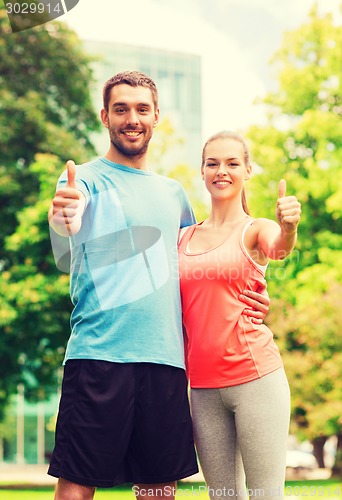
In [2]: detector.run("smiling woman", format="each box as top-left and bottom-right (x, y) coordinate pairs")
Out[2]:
(178, 130), (301, 500)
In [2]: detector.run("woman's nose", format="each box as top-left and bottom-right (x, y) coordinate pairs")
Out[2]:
(217, 163), (228, 175)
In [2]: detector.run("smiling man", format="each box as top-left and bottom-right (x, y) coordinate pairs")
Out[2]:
(47, 71), (270, 500)
(101, 79), (158, 164)
(48, 71), (199, 500)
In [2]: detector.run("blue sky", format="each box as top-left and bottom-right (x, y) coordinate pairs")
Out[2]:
(61, 0), (340, 138)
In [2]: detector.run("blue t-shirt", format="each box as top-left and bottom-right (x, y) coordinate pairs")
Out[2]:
(56, 158), (195, 369)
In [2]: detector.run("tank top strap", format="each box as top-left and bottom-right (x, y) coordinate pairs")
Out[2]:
(225, 215), (254, 242)
(237, 216), (268, 273)
(238, 216), (255, 234)
(178, 224), (198, 251)
(234, 216), (255, 252)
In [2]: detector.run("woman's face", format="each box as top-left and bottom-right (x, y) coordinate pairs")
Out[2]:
(201, 138), (251, 200)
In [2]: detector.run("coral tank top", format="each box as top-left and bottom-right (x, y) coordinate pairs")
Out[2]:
(178, 217), (283, 388)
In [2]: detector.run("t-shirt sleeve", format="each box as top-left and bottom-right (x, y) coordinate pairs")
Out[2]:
(177, 183), (196, 228)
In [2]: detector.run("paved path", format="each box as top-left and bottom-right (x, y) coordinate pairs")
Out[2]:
(0, 464), (204, 488)
(0, 463), (331, 488)
(0, 464), (57, 487)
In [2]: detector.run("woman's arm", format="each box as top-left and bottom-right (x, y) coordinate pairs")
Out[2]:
(256, 179), (301, 261)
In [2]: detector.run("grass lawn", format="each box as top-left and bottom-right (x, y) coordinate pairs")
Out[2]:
(0, 480), (341, 499)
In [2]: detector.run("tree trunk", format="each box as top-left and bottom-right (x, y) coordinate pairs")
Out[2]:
(331, 433), (342, 478)
(312, 436), (327, 468)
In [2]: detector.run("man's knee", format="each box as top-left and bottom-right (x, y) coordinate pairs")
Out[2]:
(54, 477), (96, 500)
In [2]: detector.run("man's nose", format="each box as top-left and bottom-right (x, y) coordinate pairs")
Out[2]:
(126, 110), (139, 125)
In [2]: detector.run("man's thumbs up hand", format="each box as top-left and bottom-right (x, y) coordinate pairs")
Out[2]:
(276, 179), (301, 234)
(48, 160), (85, 236)
(66, 160), (77, 189)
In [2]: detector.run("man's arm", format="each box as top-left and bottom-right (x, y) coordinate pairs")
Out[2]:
(48, 160), (85, 237)
(239, 289), (270, 325)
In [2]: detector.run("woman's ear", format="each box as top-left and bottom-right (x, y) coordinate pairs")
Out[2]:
(244, 164), (252, 181)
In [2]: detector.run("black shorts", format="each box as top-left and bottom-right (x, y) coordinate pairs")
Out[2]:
(48, 360), (198, 488)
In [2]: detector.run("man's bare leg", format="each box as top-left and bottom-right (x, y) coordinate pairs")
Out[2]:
(54, 477), (96, 500)
(134, 482), (176, 500)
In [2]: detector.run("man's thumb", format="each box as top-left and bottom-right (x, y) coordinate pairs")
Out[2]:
(66, 160), (77, 188)
(278, 179), (286, 199)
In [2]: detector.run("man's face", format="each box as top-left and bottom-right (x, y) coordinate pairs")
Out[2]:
(101, 84), (159, 160)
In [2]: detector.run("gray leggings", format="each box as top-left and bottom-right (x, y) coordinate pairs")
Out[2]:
(190, 368), (290, 500)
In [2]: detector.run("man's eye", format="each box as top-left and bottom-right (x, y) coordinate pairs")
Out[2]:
(206, 163), (217, 167)
(139, 108), (149, 113)
(115, 108), (125, 113)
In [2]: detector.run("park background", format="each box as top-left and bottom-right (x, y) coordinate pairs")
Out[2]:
(0, 0), (341, 490)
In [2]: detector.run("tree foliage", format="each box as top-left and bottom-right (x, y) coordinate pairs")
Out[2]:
(246, 4), (342, 472)
(0, 9), (100, 418)
(149, 117), (209, 220)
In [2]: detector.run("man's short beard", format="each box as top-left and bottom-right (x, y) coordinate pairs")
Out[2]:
(110, 138), (149, 158)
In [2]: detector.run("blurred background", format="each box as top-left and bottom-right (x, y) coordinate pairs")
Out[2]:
(0, 0), (341, 479)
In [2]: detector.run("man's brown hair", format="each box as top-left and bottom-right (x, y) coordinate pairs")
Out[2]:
(103, 71), (159, 111)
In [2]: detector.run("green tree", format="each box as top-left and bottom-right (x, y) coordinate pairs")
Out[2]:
(246, 4), (342, 474)
(0, 8), (100, 253)
(149, 117), (209, 220)
(0, 9), (100, 419)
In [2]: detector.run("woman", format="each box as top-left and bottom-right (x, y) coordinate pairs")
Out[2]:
(178, 131), (301, 500)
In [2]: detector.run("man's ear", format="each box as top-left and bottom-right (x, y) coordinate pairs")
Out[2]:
(153, 108), (160, 127)
(100, 108), (109, 128)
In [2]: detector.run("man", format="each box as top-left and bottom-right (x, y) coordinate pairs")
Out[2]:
(48, 71), (269, 499)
